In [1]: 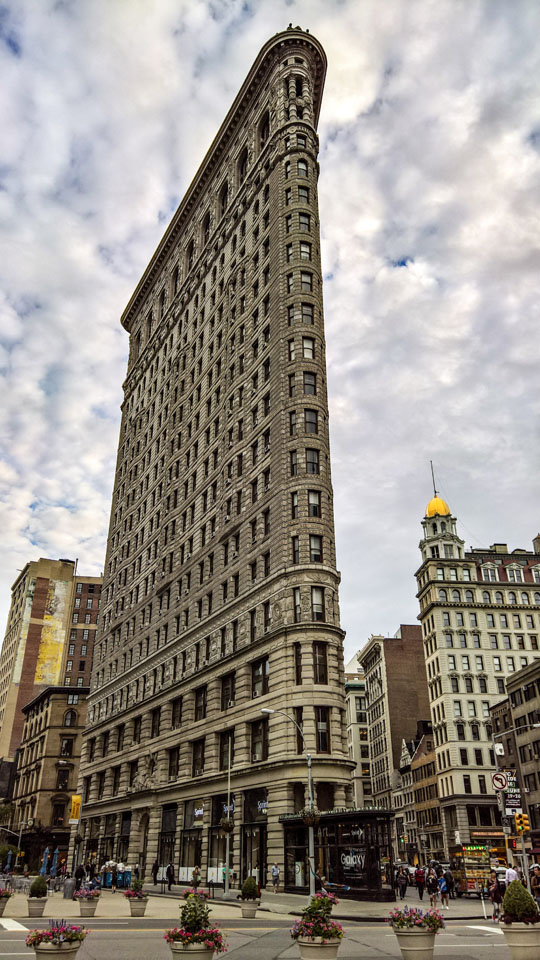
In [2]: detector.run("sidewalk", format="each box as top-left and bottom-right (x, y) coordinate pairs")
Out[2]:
(0, 890), (240, 921)
(142, 883), (489, 922)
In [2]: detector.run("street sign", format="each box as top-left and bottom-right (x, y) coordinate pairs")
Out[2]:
(502, 816), (513, 835)
(504, 769), (522, 816)
(492, 772), (508, 791)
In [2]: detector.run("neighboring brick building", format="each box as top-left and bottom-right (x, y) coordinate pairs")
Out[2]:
(12, 686), (89, 871)
(501, 661), (540, 855)
(411, 729), (443, 863)
(344, 656), (371, 807)
(416, 497), (540, 856)
(0, 559), (101, 793)
(74, 27), (378, 898)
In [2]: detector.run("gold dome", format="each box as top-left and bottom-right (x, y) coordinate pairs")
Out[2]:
(425, 496), (451, 518)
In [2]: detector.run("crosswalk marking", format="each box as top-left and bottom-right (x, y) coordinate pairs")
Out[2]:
(0, 919), (28, 931)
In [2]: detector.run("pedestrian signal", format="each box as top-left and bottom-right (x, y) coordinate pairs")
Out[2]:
(514, 813), (530, 832)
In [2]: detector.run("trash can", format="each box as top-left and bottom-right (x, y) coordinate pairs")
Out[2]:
(64, 878), (76, 899)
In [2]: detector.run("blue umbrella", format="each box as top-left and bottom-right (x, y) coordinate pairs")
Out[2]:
(49, 848), (59, 878)
(6, 849), (12, 871)
(40, 847), (49, 876)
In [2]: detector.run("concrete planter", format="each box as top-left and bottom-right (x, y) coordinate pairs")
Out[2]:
(78, 899), (98, 917)
(502, 923), (540, 960)
(393, 929), (436, 960)
(27, 897), (48, 918)
(240, 901), (259, 918)
(169, 944), (215, 958)
(33, 944), (81, 960)
(0, 898), (9, 916)
(127, 896), (148, 917)
(297, 938), (341, 960)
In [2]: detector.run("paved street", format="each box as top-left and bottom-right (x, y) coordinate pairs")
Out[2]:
(0, 891), (514, 958)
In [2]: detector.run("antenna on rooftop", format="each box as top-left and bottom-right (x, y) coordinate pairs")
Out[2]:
(430, 461), (438, 497)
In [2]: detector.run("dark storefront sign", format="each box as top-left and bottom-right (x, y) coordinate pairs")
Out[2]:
(281, 809), (394, 901)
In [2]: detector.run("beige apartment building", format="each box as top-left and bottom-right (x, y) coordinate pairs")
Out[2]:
(416, 495), (540, 857)
(12, 686), (89, 871)
(0, 558), (101, 792)
(344, 656), (371, 807)
(73, 28), (398, 900)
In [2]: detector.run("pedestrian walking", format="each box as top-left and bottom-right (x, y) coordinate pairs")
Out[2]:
(426, 868), (439, 908)
(415, 866), (425, 900)
(531, 865), (540, 911)
(111, 863), (118, 893)
(192, 865), (201, 890)
(166, 862), (175, 891)
(271, 862), (280, 893)
(438, 872), (449, 909)
(152, 859), (159, 885)
(396, 866), (408, 901)
(488, 870), (504, 922)
(444, 867), (455, 899)
(505, 864), (519, 885)
(74, 863), (85, 892)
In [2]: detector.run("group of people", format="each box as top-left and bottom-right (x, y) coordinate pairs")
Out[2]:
(487, 864), (540, 923)
(395, 864), (455, 908)
(74, 860), (137, 892)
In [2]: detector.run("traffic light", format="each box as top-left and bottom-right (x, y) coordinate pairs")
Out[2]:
(508, 838), (517, 850)
(514, 813), (530, 833)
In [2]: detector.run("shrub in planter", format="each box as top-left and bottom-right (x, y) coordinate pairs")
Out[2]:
(123, 878), (148, 916)
(241, 877), (258, 901)
(29, 877), (48, 899)
(386, 905), (445, 960)
(164, 892), (227, 955)
(502, 882), (540, 925)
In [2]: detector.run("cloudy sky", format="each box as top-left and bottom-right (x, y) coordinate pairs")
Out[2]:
(1, 0), (539, 661)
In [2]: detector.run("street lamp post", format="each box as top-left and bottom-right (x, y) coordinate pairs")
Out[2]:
(261, 708), (316, 896)
(492, 722), (540, 891)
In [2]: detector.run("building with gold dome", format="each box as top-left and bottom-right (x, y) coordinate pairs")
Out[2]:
(415, 497), (540, 860)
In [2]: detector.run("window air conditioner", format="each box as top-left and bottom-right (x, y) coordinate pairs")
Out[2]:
(252, 754), (260, 762)
(227, 700), (235, 708)
(253, 690), (260, 698)
(195, 768), (204, 776)
(232, 551), (238, 559)
(225, 515), (231, 522)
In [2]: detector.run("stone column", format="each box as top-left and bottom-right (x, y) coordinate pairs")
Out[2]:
(266, 780), (292, 886)
(144, 803), (161, 875)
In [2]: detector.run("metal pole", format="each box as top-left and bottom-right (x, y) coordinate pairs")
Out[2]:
(225, 736), (231, 897)
(15, 821), (24, 873)
(307, 754), (315, 897)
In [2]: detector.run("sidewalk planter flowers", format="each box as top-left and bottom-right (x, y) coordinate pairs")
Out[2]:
(164, 891), (227, 957)
(0, 887), (13, 917)
(386, 905), (445, 960)
(73, 889), (100, 917)
(290, 892), (343, 959)
(25, 921), (88, 960)
(27, 876), (48, 919)
(240, 877), (259, 919)
(501, 880), (540, 960)
(123, 878), (148, 917)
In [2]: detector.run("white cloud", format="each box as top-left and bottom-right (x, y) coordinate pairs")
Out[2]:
(0, 0), (539, 660)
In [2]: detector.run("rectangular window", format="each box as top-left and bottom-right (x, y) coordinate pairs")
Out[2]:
(289, 411), (297, 435)
(298, 185), (309, 203)
(291, 491), (299, 519)
(192, 739), (205, 776)
(251, 718), (269, 761)
(302, 337), (315, 359)
(168, 746), (179, 779)
(309, 534), (322, 562)
(311, 586), (324, 621)
(221, 672), (236, 710)
(303, 371), (316, 394)
(294, 587), (301, 623)
(290, 450), (298, 476)
(308, 489), (321, 517)
(172, 697), (182, 728)
(292, 536), (299, 564)
(305, 408), (318, 433)
(252, 657), (269, 697)
(299, 212), (310, 231)
(316, 706), (330, 753)
(295, 643), (302, 684)
(313, 642), (328, 683)
(195, 686), (207, 721)
(301, 302), (314, 324)
(306, 449), (319, 474)
(301, 272), (313, 291)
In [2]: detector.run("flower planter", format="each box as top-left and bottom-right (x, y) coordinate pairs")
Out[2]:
(169, 945), (215, 958)
(78, 899), (98, 917)
(27, 897), (48, 918)
(502, 923), (540, 960)
(33, 944), (81, 960)
(0, 899), (9, 916)
(240, 902), (258, 918)
(297, 938), (341, 959)
(128, 896), (148, 917)
(393, 928), (436, 960)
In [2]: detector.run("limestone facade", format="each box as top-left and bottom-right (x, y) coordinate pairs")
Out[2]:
(75, 27), (354, 887)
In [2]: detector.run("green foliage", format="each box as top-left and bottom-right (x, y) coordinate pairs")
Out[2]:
(502, 880), (540, 924)
(180, 892), (211, 932)
(241, 877), (258, 900)
(0, 843), (18, 862)
(29, 875), (48, 898)
(130, 878), (144, 893)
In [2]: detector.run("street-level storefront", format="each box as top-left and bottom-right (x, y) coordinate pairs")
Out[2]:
(208, 795), (235, 884)
(242, 788), (268, 889)
(281, 809), (395, 901)
(178, 798), (204, 881)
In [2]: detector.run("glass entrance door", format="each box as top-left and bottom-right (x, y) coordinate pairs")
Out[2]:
(242, 824), (267, 888)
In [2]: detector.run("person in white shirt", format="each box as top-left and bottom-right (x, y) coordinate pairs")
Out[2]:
(505, 865), (519, 885)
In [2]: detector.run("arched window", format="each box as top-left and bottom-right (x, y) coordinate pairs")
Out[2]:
(452, 590), (460, 602)
(432, 523), (437, 535)
(509, 592), (517, 605)
(64, 710), (77, 728)
(259, 110), (270, 149)
(186, 239), (194, 272)
(482, 591), (490, 603)
(202, 212), (210, 246)
(238, 147), (248, 183)
(465, 590), (474, 602)
(219, 182), (228, 218)
(438, 589), (447, 601)
(521, 592), (529, 604)
(495, 591), (503, 604)
(441, 522), (447, 532)
(535, 592), (540, 605)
